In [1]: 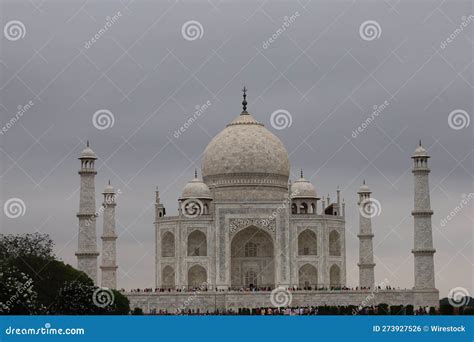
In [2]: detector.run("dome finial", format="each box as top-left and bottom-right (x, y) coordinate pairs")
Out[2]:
(419, 139), (422, 147)
(86, 139), (89, 147)
(241, 86), (248, 114)
(108, 179), (111, 185)
(300, 168), (303, 178)
(194, 168), (198, 178)
(363, 179), (366, 185)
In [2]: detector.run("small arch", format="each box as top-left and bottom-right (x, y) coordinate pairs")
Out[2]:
(298, 229), (317, 256)
(329, 230), (341, 256)
(291, 203), (297, 214)
(329, 264), (341, 287)
(203, 204), (209, 215)
(187, 230), (207, 256)
(161, 232), (175, 257)
(244, 242), (257, 257)
(299, 264), (318, 288)
(162, 265), (175, 288)
(188, 265), (207, 288)
(245, 270), (258, 287)
(300, 202), (308, 214)
(311, 203), (316, 214)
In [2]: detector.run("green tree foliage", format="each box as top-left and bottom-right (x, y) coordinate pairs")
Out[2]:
(0, 233), (129, 315)
(132, 307), (144, 315)
(0, 263), (40, 314)
(0, 233), (54, 260)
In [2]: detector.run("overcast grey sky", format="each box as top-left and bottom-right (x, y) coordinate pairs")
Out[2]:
(0, 0), (472, 298)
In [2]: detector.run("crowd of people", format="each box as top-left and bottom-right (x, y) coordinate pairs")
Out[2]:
(122, 285), (401, 293)
(143, 305), (436, 316)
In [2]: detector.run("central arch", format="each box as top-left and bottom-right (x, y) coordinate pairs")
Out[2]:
(230, 226), (275, 288)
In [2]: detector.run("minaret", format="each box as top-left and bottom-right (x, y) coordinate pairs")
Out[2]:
(155, 187), (166, 221)
(154, 187), (166, 289)
(100, 181), (118, 289)
(76, 141), (99, 284)
(357, 180), (376, 288)
(411, 141), (436, 289)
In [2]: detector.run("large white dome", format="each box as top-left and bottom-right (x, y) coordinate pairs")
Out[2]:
(202, 112), (290, 179)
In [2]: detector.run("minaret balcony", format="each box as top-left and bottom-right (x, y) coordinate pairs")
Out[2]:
(411, 209), (433, 216)
(75, 251), (100, 256)
(357, 233), (374, 239)
(411, 248), (436, 255)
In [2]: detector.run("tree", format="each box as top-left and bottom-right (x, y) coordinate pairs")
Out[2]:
(131, 307), (143, 315)
(109, 289), (130, 315)
(52, 280), (102, 315)
(0, 263), (40, 314)
(0, 233), (129, 315)
(0, 233), (54, 260)
(8, 255), (92, 308)
(51, 282), (130, 315)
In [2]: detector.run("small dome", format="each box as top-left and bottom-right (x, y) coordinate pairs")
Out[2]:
(103, 181), (115, 194)
(80, 141), (97, 159)
(181, 172), (212, 200)
(412, 142), (428, 157)
(358, 180), (371, 193)
(292, 170), (317, 198)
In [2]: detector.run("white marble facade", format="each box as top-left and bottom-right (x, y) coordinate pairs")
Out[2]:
(76, 94), (438, 308)
(154, 106), (347, 290)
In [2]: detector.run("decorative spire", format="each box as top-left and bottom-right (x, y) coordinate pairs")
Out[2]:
(194, 168), (198, 178)
(86, 140), (89, 147)
(241, 86), (248, 114)
(108, 179), (111, 185)
(363, 179), (366, 185)
(300, 168), (303, 178)
(419, 139), (422, 147)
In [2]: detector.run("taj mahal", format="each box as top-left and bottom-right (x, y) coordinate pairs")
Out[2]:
(74, 89), (439, 312)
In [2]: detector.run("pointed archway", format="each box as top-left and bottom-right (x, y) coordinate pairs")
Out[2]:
(230, 226), (275, 288)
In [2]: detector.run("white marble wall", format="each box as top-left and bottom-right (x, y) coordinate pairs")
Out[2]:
(126, 289), (439, 313)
